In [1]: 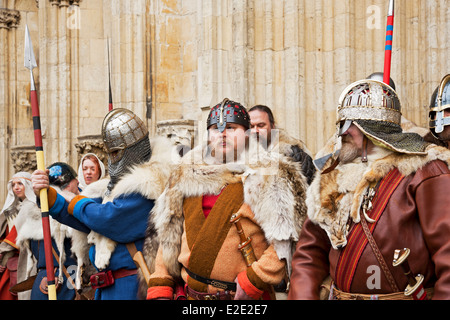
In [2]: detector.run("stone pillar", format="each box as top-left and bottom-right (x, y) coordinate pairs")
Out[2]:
(0, 7), (20, 200)
(108, 0), (149, 128)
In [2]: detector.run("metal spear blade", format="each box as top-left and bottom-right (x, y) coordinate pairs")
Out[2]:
(388, 0), (395, 16)
(24, 25), (37, 70)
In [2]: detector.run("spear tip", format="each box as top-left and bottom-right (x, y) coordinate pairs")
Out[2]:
(388, 0), (395, 16)
(24, 24), (38, 70)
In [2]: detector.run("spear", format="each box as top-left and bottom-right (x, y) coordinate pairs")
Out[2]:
(107, 38), (113, 111)
(383, 0), (395, 85)
(24, 25), (57, 300)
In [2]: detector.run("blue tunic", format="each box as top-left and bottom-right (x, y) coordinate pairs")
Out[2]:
(29, 237), (77, 300)
(49, 190), (154, 300)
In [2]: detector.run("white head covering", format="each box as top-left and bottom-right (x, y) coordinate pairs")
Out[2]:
(77, 153), (106, 190)
(1, 172), (36, 229)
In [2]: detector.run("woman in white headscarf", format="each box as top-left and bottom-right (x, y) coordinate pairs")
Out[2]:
(0, 172), (36, 300)
(77, 153), (106, 191)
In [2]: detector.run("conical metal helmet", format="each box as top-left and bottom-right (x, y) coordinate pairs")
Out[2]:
(102, 108), (148, 163)
(337, 79), (428, 155)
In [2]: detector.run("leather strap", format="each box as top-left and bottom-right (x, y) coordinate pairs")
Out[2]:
(361, 136), (368, 162)
(321, 158), (340, 174)
(359, 214), (399, 292)
(51, 247), (82, 299)
(125, 242), (138, 258)
(185, 267), (237, 291)
(112, 268), (137, 279)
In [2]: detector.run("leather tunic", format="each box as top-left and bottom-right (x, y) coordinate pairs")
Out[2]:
(288, 159), (450, 300)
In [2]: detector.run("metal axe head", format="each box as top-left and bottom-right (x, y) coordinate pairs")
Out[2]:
(24, 25), (37, 71)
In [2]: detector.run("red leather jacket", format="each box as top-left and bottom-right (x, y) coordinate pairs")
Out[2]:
(288, 159), (450, 300)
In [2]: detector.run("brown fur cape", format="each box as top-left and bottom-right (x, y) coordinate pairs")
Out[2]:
(142, 137), (308, 285)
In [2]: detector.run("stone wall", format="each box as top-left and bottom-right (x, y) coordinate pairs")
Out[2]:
(0, 0), (449, 205)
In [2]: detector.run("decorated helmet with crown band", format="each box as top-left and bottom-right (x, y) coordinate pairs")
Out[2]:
(207, 98), (250, 133)
(337, 79), (428, 155)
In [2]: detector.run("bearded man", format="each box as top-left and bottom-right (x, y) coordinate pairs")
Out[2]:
(248, 105), (316, 184)
(288, 79), (450, 300)
(144, 98), (307, 300)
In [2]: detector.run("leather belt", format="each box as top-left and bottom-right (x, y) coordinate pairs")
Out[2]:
(113, 268), (138, 280)
(331, 285), (434, 300)
(185, 268), (237, 291)
(186, 286), (233, 300)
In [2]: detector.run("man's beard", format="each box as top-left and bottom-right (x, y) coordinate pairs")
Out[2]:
(338, 139), (361, 164)
(437, 127), (450, 142)
(251, 132), (270, 149)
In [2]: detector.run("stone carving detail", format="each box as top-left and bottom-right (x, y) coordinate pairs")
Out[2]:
(49, 0), (81, 7)
(10, 146), (37, 173)
(156, 119), (196, 149)
(0, 8), (20, 29)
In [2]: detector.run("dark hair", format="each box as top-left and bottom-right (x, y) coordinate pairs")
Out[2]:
(47, 162), (77, 190)
(248, 105), (275, 127)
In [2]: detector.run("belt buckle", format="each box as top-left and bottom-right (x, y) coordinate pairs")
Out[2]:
(211, 280), (227, 290)
(350, 294), (364, 300)
(204, 294), (218, 300)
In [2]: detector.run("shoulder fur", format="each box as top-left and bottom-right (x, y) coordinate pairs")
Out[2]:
(308, 144), (450, 249)
(83, 136), (181, 202)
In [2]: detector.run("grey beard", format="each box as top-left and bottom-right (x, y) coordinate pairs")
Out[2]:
(338, 141), (361, 164)
(106, 137), (152, 195)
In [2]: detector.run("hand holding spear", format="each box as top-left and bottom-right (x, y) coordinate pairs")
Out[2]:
(24, 25), (57, 300)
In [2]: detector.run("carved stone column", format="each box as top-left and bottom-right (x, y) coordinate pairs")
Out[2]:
(0, 8), (20, 30)
(156, 119), (196, 150)
(10, 146), (37, 173)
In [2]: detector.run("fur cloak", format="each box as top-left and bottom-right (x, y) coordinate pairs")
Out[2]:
(307, 144), (450, 250)
(15, 192), (74, 290)
(143, 136), (308, 281)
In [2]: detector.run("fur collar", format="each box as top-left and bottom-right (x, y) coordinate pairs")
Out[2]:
(148, 137), (308, 277)
(307, 144), (450, 249)
(15, 196), (72, 281)
(270, 129), (312, 157)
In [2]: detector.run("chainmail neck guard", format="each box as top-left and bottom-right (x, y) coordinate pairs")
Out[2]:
(353, 120), (429, 155)
(106, 136), (152, 195)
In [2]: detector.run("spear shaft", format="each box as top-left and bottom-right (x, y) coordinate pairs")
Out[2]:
(383, 0), (395, 85)
(25, 25), (57, 300)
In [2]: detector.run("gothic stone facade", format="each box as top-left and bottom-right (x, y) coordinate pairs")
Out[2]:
(0, 0), (449, 204)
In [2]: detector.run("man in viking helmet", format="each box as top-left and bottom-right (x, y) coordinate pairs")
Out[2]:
(32, 108), (179, 299)
(427, 74), (450, 149)
(288, 79), (450, 300)
(144, 98), (307, 300)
